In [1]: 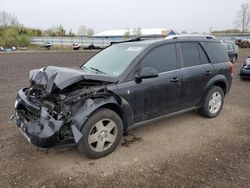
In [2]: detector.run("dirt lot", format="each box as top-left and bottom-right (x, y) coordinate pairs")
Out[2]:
(0, 50), (249, 188)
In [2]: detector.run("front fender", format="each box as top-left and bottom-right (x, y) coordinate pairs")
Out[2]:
(70, 96), (132, 144)
(71, 97), (118, 127)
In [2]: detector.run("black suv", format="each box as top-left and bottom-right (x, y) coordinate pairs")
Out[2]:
(10, 35), (233, 159)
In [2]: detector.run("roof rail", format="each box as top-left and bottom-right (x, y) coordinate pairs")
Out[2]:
(165, 34), (216, 40)
(110, 37), (142, 45)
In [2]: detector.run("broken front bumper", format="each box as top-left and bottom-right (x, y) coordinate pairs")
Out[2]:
(10, 88), (74, 148)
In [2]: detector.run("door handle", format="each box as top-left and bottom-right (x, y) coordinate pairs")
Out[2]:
(204, 71), (211, 76)
(170, 77), (179, 82)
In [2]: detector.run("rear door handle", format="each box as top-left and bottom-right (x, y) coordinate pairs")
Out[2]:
(205, 71), (211, 76)
(170, 77), (179, 82)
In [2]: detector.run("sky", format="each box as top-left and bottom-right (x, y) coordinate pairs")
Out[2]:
(1, 0), (249, 34)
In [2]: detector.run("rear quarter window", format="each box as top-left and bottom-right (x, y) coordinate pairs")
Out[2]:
(202, 42), (229, 63)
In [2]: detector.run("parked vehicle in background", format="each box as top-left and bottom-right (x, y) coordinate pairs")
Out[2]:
(240, 56), (250, 79)
(83, 44), (102, 50)
(10, 35), (233, 159)
(40, 42), (52, 50)
(0, 46), (16, 52)
(222, 42), (238, 63)
(72, 43), (81, 50)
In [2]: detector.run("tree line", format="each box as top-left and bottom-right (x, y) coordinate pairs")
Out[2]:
(0, 11), (95, 47)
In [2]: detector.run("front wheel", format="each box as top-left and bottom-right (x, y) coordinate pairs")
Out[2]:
(199, 86), (224, 118)
(77, 108), (123, 159)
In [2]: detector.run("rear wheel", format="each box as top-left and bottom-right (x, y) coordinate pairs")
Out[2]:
(199, 86), (224, 118)
(77, 108), (123, 159)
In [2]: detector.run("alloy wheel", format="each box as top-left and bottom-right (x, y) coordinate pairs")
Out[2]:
(208, 91), (222, 114)
(88, 119), (117, 152)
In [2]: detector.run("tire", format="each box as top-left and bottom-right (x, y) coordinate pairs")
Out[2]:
(199, 86), (224, 118)
(77, 108), (123, 159)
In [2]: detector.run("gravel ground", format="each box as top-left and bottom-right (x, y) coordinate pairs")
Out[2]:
(0, 50), (249, 188)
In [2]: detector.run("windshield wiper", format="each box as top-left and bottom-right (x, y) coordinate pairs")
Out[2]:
(90, 67), (107, 74)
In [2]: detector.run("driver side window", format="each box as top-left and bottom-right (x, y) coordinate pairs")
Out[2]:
(142, 44), (177, 73)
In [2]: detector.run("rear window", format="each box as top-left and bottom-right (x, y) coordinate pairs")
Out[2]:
(202, 42), (229, 63)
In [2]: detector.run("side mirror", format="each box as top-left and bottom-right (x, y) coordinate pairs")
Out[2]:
(135, 67), (158, 83)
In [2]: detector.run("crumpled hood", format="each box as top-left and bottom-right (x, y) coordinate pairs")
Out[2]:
(29, 66), (118, 93)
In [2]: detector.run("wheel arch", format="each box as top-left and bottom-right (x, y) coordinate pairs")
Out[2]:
(204, 75), (228, 96)
(199, 75), (228, 107)
(71, 96), (134, 144)
(213, 81), (227, 95)
(95, 96), (134, 132)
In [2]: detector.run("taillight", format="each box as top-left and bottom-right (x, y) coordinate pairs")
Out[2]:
(229, 61), (234, 77)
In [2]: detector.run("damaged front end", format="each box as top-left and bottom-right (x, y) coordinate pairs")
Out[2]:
(10, 66), (119, 148)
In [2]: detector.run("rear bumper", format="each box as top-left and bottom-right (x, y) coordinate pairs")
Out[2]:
(10, 88), (71, 148)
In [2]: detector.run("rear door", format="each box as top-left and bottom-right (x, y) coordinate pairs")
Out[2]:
(179, 42), (214, 109)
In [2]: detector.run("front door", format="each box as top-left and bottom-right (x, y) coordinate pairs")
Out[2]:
(132, 43), (182, 123)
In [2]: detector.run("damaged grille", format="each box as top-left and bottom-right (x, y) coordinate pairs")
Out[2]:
(27, 86), (46, 104)
(16, 98), (40, 122)
(24, 86), (62, 120)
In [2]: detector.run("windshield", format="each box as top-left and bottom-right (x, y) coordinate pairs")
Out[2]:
(82, 43), (147, 76)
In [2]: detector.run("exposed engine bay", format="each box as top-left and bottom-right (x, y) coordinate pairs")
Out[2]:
(10, 66), (124, 148)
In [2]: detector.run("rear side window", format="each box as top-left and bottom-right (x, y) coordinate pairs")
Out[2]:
(198, 45), (210, 64)
(180, 42), (200, 67)
(202, 42), (229, 63)
(142, 44), (177, 73)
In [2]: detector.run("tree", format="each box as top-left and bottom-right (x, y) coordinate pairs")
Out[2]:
(56, 25), (66, 36)
(181, 30), (187, 34)
(211, 29), (241, 34)
(0, 11), (30, 47)
(77, 25), (87, 36)
(43, 26), (57, 36)
(78, 25), (94, 37)
(235, 3), (250, 33)
(123, 31), (131, 39)
(68, 29), (75, 37)
(31, 29), (42, 36)
(0, 11), (19, 27)
(133, 27), (142, 37)
(86, 28), (94, 37)
(0, 27), (30, 47)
